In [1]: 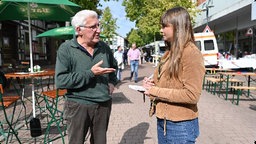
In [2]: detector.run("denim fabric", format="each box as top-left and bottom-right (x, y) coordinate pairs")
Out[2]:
(157, 118), (199, 144)
(130, 60), (139, 81)
(116, 68), (122, 80)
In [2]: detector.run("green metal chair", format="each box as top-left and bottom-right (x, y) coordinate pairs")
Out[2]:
(39, 88), (67, 143)
(0, 84), (25, 144)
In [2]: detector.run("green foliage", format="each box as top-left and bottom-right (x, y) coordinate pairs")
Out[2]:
(69, 0), (118, 44)
(70, 0), (101, 14)
(123, 0), (199, 44)
(70, 0), (119, 16)
(100, 7), (118, 44)
(127, 29), (143, 47)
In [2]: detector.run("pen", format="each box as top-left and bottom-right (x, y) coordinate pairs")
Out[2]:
(143, 74), (153, 102)
(145, 74), (153, 83)
(148, 74), (153, 79)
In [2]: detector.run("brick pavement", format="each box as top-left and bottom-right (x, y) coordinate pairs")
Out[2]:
(1, 62), (256, 144)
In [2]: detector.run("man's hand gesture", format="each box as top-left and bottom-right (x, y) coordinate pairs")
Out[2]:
(91, 60), (116, 75)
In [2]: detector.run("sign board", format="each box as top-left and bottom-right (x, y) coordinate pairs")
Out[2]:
(203, 25), (212, 33)
(246, 28), (253, 36)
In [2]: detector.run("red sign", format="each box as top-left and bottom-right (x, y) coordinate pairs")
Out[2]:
(245, 28), (253, 36)
(203, 25), (212, 33)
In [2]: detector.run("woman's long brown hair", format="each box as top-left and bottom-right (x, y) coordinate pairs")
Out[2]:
(160, 7), (195, 79)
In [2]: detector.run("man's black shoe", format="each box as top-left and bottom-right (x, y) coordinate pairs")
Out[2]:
(130, 72), (134, 82)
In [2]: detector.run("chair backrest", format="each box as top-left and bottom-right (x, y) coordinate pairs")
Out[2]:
(0, 71), (7, 89)
(21, 61), (29, 65)
(20, 61), (30, 72)
(0, 84), (4, 96)
(0, 84), (3, 105)
(0, 84), (3, 94)
(42, 89), (67, 99)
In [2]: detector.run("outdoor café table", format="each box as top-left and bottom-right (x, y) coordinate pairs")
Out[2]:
(4, 70), (55, 118)
(205, 68), (234, 74)
(203, 68), (235, 89)
(5, 70), (55, 85)
(5, 70), (55, 93)
(218, 71), (256, 100)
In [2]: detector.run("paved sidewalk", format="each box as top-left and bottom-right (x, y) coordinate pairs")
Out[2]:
(109, 63), (256, 144)
(1, 62), (256, 144)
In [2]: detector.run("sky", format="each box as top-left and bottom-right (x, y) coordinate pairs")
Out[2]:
(99, 0), (135, 38)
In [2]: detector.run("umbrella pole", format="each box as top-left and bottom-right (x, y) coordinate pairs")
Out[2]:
(28, 3), (34, 73)
(27, 2), (36, 118)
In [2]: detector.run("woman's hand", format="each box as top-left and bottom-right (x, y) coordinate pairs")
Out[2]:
(143, 76), (154, 95)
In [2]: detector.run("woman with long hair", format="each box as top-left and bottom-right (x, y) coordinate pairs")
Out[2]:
(143, 7), (205, 143)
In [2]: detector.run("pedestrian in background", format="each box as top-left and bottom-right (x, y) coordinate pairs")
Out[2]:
(123, 49), (128, 65)
(114, 45), (124, 81)
(142, 7), (205, 143)
(127, 43), (141, 83)
(55, 10), (118, 144)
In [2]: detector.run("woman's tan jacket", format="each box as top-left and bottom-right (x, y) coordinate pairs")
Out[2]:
(149, 42), (205, 121)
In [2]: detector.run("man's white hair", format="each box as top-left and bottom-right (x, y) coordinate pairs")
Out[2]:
(71, 10), (98, 35)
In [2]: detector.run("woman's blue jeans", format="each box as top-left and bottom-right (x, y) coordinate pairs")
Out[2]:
(157, 118), (199, 144)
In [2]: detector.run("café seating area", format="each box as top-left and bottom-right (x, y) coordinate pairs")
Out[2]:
(0, 66), (67, 143)
(203, 68), (256, 105)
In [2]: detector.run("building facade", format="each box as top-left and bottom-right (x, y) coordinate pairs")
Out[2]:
(194, 0), (256, 57)
(0, 20), (63, 69)
(109, 34), (128, 52)
(0, 19), (129, 72)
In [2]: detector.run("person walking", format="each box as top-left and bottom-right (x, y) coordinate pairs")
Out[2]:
(114, 45), (124, 81)
(123, 49), (128, 65)
(127, 43), (141, 83)
(142, 7), (205, 143)
(55, 10), (118, 144)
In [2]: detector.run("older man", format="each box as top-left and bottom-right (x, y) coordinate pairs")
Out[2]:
(55, 10), (118, 144)
(127, 43), (141, 83)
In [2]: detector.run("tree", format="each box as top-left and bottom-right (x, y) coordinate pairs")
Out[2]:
(70, 0), (119, 16)
(123, 0), (198, 43)
(127, 29), (144, 47)
(100, 7), (118, 45)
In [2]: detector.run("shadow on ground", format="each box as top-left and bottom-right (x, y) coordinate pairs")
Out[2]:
(249, 104), (256, 111)
(112, 92), (132, 104)
(119, 122), (150, 144)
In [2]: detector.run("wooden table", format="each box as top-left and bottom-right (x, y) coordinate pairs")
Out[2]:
(205, 68), (234, 74)
(5, 70), (55, 79)
(218, 72), (256, 99)
(5, 70), (55, 117)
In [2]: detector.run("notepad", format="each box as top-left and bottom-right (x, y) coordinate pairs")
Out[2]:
(128, 85), (146, 92)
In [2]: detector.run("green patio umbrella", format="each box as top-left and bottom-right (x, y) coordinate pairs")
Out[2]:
(0, 0), (80, 72)
(36, 26), (106, 39)
(0, 0), (81, 130)
(37, 26), (75, 39)
(0, 0), (81, 21)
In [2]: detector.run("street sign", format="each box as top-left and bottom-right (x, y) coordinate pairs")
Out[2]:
(203, 25), (212, 33)
(246, 28), (253, 36)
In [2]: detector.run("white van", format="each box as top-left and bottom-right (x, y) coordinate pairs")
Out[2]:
(194, 32), (219, 68)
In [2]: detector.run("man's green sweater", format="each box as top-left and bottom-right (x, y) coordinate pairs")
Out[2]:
(55, 39), (118, 104)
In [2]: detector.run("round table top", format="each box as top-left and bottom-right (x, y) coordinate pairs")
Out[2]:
(5, 69), (55, 79)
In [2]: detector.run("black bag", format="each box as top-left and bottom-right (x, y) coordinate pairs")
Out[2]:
(0, 71), (7, 88)
(30, 118), (42, 137)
